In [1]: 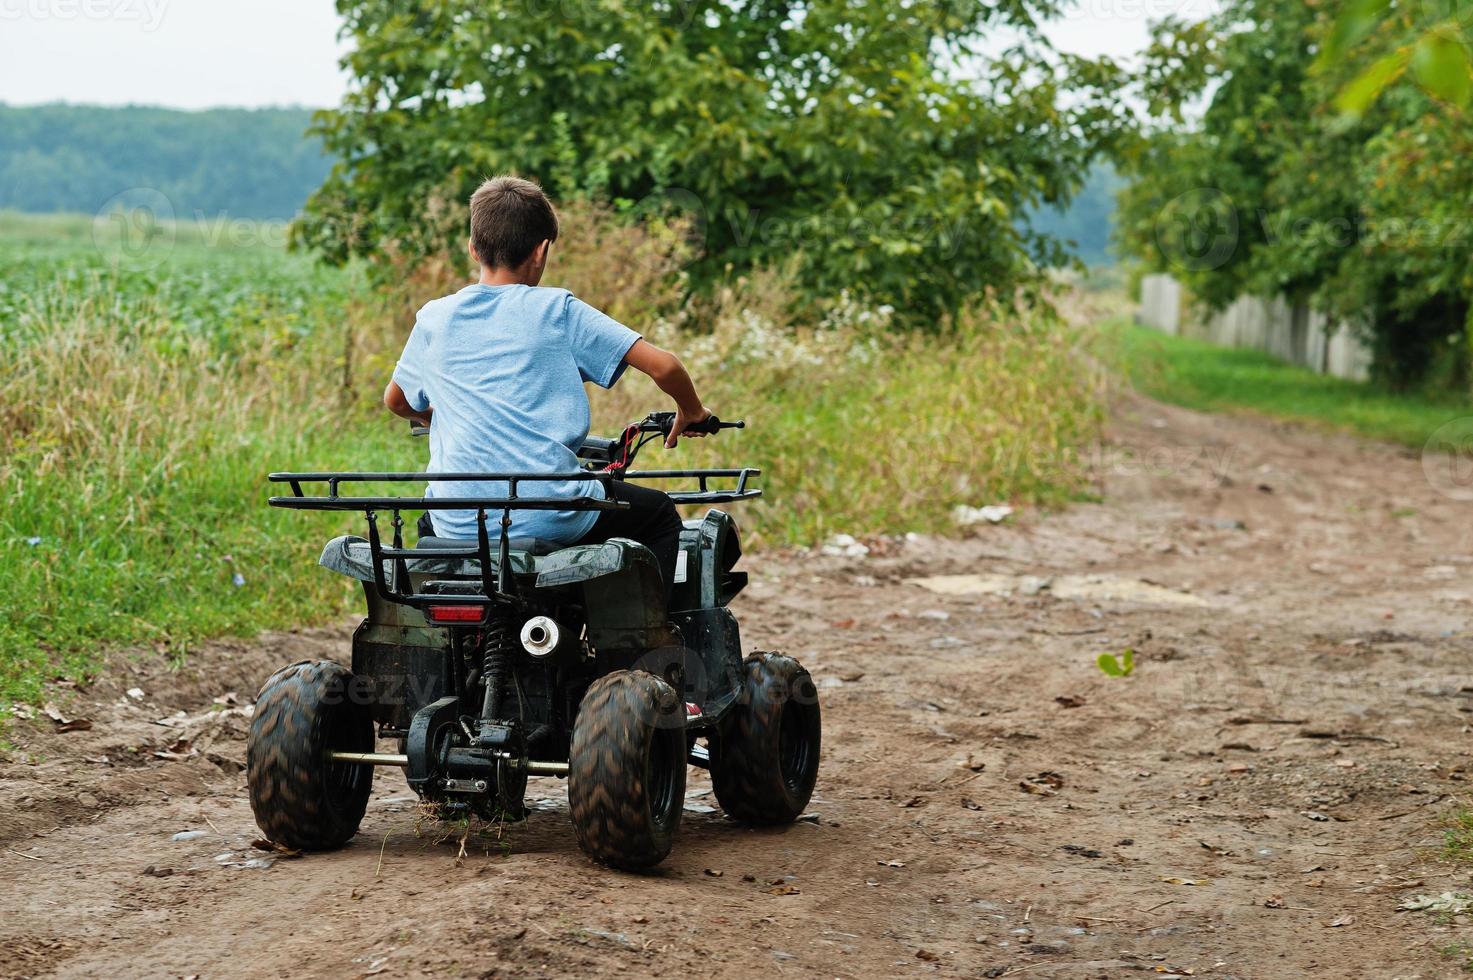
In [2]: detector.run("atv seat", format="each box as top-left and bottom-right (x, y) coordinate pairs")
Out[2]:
(318, 534), (538, 583)
(417, 535), (560, 556)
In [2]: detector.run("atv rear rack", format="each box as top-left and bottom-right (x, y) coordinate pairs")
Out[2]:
(266, 468), (761, 612)
(269, 471), (625, 612)
(267, 468), (762, 508)
(622, 468), (762, 505)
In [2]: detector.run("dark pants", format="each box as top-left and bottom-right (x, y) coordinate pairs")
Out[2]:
(576, 480), (683, 600)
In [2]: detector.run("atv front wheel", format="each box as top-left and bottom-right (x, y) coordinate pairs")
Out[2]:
(710, 653), (821, 825)
(568, 670), (686, 870)
(247, 659), (374, 851)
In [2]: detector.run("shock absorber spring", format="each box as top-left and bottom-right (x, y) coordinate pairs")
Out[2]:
(480, 600), (518, 721)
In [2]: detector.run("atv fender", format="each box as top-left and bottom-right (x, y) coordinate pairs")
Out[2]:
(538, 539), (668, 653)
(534, 539), (652, 588)
(671, 510), (747, 612)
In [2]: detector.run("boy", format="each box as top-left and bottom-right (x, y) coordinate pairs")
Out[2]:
(383, 175), (709, 598)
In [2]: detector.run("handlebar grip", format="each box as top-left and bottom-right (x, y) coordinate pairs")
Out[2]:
(684, 415), (745, 434)
(638, 412), (746, 435)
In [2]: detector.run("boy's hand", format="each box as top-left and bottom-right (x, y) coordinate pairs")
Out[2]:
(622, 341), (711, 448)
(666, 406), (712, 449)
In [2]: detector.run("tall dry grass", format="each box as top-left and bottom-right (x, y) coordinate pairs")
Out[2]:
(0, 204), (1103, 703)
(383, 199), (1105, 543)
(0, 230), (402, 702)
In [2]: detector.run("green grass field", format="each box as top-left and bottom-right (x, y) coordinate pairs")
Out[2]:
(1, 212), (412, 704)
(0, 211), (1104, 706)
(1112, 319), (1470, 448)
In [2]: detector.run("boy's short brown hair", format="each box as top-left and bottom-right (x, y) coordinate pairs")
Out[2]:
(469, 175), (559, 269)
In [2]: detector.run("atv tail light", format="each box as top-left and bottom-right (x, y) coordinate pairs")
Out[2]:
(426, 604), (485, 624)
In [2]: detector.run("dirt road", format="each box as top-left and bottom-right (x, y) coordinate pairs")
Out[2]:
(4, 392), (1473, 979)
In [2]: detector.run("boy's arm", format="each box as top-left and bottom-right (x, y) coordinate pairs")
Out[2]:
(384, 380), (432, 427)
(622, 339), (711, 449)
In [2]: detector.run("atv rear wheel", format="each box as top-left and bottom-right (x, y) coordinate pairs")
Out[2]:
(568, 670), (686, 870)
(710, 653), (821, 825)
(247, 659), (374, 851)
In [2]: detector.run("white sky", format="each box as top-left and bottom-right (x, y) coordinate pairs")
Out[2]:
(0, 0), (1217, 110)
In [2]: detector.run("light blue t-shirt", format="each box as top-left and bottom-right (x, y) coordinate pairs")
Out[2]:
(391, 283), (641, 542)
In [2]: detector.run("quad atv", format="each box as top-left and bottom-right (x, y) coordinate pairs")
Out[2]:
(249, 412), (820, 869)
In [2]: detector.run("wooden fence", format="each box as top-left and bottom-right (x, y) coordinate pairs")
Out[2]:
(1137, 273), (1373, 381)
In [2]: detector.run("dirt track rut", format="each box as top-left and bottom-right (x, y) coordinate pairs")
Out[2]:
(3, 392), (1473, 979)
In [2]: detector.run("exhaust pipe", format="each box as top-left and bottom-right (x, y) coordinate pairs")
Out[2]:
(520, 616), (566, 658)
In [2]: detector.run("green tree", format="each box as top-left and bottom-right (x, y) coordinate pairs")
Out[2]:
(1117, 0), (1473, 390)
(294, 0), (1130, 324)
(1319, 0), (1473, 116)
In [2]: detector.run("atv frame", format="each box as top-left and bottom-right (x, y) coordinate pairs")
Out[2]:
(248, 414), (820, 869)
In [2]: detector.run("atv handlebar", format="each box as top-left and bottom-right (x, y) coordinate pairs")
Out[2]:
(638, 412), (745, 436)
(582, 411), (746, 471)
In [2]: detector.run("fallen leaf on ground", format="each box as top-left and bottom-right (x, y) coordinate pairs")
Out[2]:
(1020, 771), (1065, 795)
(1399, 892), (1473, 914)
(1160, 876), (1209, 886)
(1328, 914), (1354, 927)
(767, 884), (801, 896)
(877, 859), (905, 868)
(40, 703), (92, 731)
